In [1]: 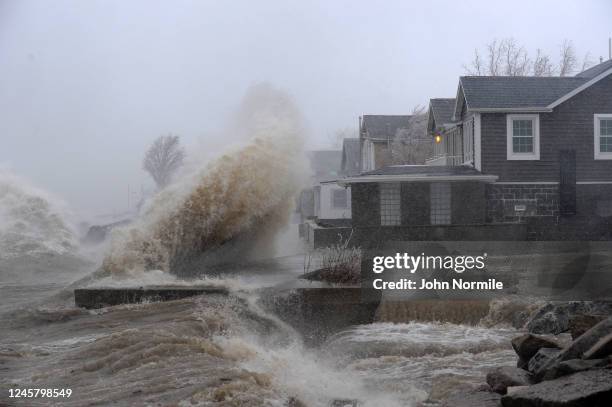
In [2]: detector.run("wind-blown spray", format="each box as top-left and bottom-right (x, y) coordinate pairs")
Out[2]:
(0, 171), (77, 259)
(103, 84), (308, 275)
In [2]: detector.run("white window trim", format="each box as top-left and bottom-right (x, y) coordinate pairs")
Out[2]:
(506, 114), (540, 160)
(594, 114), (612, 160)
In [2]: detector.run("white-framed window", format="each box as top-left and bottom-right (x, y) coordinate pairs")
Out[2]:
(506, 114), (540, 160)
(331, 188), (348, 209)
(380, 183), (401, 226)
(594, 114), (612, 160)
(430, 182), (451, 225)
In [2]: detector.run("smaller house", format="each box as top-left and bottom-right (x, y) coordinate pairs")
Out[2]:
(360, 115), (413, 171)
(299, 150), (351, 226)
(426, 98), (465, 166)
(339, 165), (497, 227)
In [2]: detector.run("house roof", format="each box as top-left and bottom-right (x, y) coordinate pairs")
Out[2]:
(341, 138), (361, 176)
(575, 59), (612, 78)
(459, 76), (588, 110)
(454, 60), (612, 117)
(361, 115), (413, 140)
(428, 98), (456, 132)
(338, 165), (498, 184)
(429, 98), (456, 126)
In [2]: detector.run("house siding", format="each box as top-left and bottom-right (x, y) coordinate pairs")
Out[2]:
(351, 183), (380, 226)
(480, 74), (612, 182)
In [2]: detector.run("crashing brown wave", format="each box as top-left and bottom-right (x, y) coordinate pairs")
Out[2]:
(102, 84), (307, 276)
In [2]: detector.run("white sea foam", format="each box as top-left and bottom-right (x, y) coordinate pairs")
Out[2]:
(0, 171), (77, 259)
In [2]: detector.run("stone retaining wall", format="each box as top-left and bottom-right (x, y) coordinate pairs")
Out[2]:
(487, 183), (559, 223)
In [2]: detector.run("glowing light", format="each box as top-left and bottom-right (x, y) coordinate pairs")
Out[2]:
(435, 135), (442, 144)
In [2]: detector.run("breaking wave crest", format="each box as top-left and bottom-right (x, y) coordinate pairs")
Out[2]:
(102, 84), (308, 276)
(0, 172), (77, 259)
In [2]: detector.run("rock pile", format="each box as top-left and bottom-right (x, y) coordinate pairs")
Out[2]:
(442, 315), (612, 407)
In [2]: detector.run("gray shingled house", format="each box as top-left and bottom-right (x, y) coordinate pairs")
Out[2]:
(360, 115), (413, 171)
(341, 59), (612, 241)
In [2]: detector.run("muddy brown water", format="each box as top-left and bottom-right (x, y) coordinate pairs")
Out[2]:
(1, 254), (522, 406)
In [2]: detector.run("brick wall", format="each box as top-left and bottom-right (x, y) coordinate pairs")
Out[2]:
(486, 184), (559, 223)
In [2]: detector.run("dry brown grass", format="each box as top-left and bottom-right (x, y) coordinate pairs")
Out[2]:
(303, 232), (361, 285)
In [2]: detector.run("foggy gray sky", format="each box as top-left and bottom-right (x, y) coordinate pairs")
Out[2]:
(1, 0), (611, 219)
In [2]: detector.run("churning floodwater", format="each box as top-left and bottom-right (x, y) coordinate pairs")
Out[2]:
(1, 251), (522, 407)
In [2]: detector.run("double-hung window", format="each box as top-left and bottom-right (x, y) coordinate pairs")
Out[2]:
(594, 114), (612, 160)
(506, 114), (540, 160)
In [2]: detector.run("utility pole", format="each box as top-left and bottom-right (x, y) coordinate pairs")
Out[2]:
(609, 37), (611, 60)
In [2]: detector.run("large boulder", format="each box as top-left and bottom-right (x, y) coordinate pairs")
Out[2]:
(486, 366), (532, 394)
(526, 302), (612, 335)
(556, 317), (612, 361)
(528, 347), (560, 375)
(501, 368), (612, 407)
(583, 333), (612, 360)
(535, 317), (612, 381)
(511, 334), (560, 361)
(545, 358), (610, 380)
(568, 314), (608, 339)
(442, 389), (501, 407)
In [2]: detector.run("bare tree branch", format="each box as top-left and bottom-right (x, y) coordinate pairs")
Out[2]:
(390, 106), (431, 165)
(143, 134), (186, 189)
(533, 49), (555, 76)
(581, 51), (594, 72)
(464, 49), (484, 75)
(558, 39), (577, 77)
(464, 37), (590, 77)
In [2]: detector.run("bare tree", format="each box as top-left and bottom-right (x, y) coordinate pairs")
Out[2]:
(465, 37), (592, 77)
(581, 51), (594, 72)
(390, 106), (431, 165)
(143, 134), (185, 189)
(558, 40), (578, 77)
(533, 49), (555, 76)
(467, 49), (485, 76)
(502, 38), (531, 76)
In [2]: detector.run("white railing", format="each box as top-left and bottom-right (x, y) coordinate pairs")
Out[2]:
(426, 154), (464, 166)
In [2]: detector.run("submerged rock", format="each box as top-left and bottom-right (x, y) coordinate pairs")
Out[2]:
(486, 366), (532, 394)
(501, 368), (612, 407)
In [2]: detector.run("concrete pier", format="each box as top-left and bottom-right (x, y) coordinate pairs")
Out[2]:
(74, 286), (229, 309)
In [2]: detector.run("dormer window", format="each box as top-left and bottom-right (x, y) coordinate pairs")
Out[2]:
(594, 114), (612, 160)
(506, 114), (540, 160)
